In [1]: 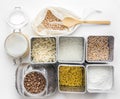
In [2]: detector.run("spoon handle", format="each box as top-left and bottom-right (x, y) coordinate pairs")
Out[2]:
(79, 20), (111, 25)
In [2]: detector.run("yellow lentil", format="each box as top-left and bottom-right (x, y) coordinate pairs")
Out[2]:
(59, 66), (85, 87)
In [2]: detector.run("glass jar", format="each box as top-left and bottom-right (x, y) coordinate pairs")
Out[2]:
(16, 63), (57, 98)
(5, 7), (29, 64)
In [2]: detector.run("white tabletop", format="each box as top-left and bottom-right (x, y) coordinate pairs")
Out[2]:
(0, 0), (120, 99)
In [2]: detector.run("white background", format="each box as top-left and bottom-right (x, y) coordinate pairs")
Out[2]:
(0, 0), (120, 99)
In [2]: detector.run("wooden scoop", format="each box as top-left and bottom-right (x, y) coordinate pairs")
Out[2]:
(62, 17), (111, 27)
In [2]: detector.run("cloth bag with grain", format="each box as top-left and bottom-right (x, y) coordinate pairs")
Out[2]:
(32, 7), (80, 35)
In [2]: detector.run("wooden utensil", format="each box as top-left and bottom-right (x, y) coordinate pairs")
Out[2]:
(62, 17), (111, 27)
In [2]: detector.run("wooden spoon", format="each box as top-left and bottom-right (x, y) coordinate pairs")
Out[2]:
(62, 17), (111, 27)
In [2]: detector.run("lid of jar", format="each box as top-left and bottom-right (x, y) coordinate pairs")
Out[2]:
(7, 7), (28, 29)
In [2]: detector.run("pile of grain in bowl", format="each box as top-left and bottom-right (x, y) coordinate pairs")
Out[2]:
(24, 72), (46, 94)
(31, 37), (56, 63)
(87, 36), (110, 61)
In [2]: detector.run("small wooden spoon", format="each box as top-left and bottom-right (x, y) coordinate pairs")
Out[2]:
(62, 17), (111, 27)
